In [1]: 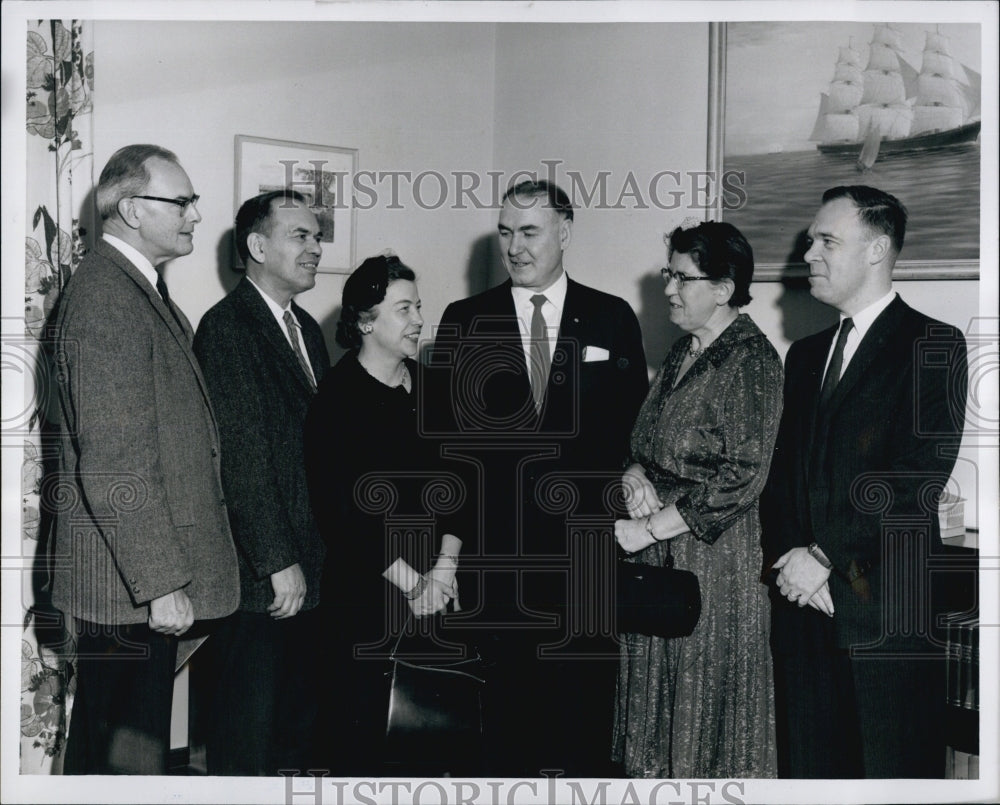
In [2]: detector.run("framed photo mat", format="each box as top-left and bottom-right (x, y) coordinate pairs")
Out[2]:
(234, 134), (357, 273)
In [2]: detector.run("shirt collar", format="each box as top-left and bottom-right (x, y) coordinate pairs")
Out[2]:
(843, 289), (896, 341)
(510, 270), (568, 311)
(245, 275), (295, 326)
(103, 234), (158, 289)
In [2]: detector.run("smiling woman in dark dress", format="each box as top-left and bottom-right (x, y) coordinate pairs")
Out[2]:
(304, 254), (463, 774)
(612, 222), (782, 778)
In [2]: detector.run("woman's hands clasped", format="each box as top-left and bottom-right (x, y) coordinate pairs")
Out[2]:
(621, 463), (664, 519)
(407, 553), (461, 617)
(616, 464), (664, 553)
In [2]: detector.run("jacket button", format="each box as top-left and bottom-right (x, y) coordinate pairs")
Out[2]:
(220, 498), (226, 506)
(211, 447), (219, 457)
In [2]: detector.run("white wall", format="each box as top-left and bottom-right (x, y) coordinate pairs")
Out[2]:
(93, 21), (499, 359)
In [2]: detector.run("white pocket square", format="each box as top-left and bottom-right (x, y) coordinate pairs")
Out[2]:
(582, 346), (610, 362)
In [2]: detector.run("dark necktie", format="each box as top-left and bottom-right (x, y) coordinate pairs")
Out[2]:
(155, 273), (185, 332)
(529, 294), (551, 413)
(284, 310), (317, 392)
(818, 317), (854, 410)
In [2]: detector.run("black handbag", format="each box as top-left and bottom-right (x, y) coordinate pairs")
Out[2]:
(384, 621), (485, 771)
(616, 540), (701, 638)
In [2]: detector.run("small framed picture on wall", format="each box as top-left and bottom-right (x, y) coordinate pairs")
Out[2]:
(235, 135), (358, 273)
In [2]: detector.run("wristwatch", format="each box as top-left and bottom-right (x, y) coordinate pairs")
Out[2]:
(808, 542), (833, 570)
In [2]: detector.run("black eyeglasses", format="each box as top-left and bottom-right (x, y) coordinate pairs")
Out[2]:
(131, 194), (200, 213)
(661, 267), (714, 286)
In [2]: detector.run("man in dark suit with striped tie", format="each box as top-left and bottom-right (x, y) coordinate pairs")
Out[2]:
(763, 186), (968, 777)
(430, 180), (648, 776)
(193, 190), (329, 775)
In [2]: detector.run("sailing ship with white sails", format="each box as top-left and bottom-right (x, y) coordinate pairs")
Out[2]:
(810, 24), (981, 165)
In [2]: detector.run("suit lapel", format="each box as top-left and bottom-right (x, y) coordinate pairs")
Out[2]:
(553, 279), (582, 376)
(806, 297), (906, 483)
(489, 281), (535, 408)
(802, 326), (837, 482)
(100, 241), (219, 428)
(234, 279), (316, 395)
(100, 240), (190, 344)
(823, 296), (906, 415)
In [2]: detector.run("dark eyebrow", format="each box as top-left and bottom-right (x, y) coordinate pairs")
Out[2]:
(497, 223), (541, 233)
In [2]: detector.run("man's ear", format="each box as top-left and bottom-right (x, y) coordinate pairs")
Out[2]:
(246, 232), (267, 264)
(560, 217), (573, 250)
(868, 233), (891, 265)
(115, 197), (141, 230)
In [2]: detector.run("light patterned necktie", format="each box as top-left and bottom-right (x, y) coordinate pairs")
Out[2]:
(283, 310), (316, 392)
(529, 294), (551, 413)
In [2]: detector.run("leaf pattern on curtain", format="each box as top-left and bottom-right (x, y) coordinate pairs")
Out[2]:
(21, 18), (95, 774)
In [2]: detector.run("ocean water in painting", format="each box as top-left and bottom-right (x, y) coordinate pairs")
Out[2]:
(724, 143), (980, 265)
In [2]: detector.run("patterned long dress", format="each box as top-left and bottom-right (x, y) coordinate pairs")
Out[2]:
(612, 313), (782, 778)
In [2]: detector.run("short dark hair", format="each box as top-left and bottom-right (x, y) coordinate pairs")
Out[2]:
(667, 221), (754, 308)
(234, 190), (309, 266)
(96, 144), (180, 221)
(822, 185), (907, 253)
(502, 179), (574, 221)
(336, 254), (417, 350)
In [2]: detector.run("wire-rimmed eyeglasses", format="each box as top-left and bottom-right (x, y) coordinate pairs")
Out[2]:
(660, 267), (714, 286)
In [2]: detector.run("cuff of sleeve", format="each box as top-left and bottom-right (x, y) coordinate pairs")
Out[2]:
(674, 495), (722, 544)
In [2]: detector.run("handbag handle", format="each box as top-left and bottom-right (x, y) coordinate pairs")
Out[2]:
(390, 614), (483, 671)
(390, 656), (486, 684)
(660, 536), (676, 569)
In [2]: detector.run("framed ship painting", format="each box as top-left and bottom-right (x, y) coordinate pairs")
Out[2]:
(718, 21), (981, 279)
(235, 135), (357, 273)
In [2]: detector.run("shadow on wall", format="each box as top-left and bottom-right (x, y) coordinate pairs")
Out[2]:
(214, 228), (243, 297)
(470, 232), (504, 296)
(319, 304), (346, 367)
(635, 268), (683, 375)
(418, 232), (497, 365)
(773, 227), (838, 343)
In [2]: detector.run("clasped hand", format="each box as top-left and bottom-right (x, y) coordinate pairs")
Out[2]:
(621, 464), (663, 519)
(615, 465), (663, 553)
(772, 547), (834, 617)
(408, 572), (457, 618)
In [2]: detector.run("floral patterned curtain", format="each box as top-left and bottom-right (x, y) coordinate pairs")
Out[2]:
(21, 19), (94, 774)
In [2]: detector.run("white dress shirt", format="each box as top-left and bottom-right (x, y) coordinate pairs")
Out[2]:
(510, 270), (568, 375)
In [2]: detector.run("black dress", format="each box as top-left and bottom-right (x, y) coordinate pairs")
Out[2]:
(304, 351), (470, 774)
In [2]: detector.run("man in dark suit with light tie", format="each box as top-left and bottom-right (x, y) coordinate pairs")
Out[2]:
(193, 190), (329, 775)
(430, 180), (648, 776)
(52, 144), (239, 774)
(763, 185), (968, 778)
